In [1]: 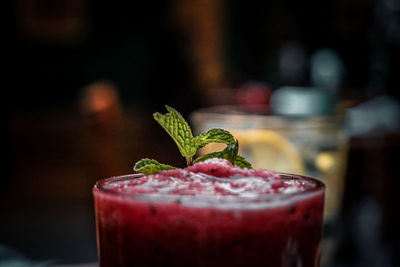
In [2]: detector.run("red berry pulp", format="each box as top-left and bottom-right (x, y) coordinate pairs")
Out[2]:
(93, 159), (324, 267)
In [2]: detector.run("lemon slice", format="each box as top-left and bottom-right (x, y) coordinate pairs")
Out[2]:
(199, 129), (304, 174)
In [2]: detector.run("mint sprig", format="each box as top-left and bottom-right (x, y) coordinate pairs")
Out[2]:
(134, 106), (252, 174)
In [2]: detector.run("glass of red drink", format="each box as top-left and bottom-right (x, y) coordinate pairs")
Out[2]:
(93, 160), (325, 267)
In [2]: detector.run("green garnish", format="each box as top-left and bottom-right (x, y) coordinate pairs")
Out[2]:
(133, 159), (176, 175)
(134, 106), (252, 174)
(153, 106), (198, 166)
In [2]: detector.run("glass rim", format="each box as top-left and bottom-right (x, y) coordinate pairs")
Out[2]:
(93, 172), (325, 208)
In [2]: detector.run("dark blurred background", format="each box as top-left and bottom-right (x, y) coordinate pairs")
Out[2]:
(2, 0), (400, 266)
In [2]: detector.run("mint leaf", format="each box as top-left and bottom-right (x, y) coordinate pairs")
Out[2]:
(194, 140), (252, 168)
(134, 158), (176, 175)
(153, 106), (197, 164)
(195, 128), (235, 149)
(234, 155), (252, 168)
(225, 141), (239, 163)
(195, 141), (238, 165)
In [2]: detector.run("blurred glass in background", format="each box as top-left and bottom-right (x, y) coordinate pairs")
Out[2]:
(191, 91), (348, 266)
(191, 107), (347, 222)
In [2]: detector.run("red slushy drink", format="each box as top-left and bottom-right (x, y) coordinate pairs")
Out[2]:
(93, 158), (324, 266)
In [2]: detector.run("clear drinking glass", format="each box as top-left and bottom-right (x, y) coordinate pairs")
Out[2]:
(93, 173), (324, 267)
